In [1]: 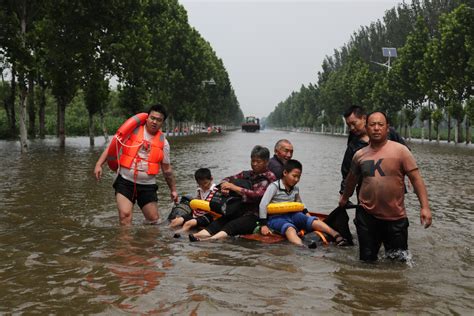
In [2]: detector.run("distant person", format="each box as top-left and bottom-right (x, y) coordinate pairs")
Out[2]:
(268, 139), (294, 179)
(339, 111), (432, 261)
(340, 105), (406, 195)
(259, 159), (348, 248)
(94, 103), (178, 225)
(189, 145), (276, 241)
(170, 168), (217, 235)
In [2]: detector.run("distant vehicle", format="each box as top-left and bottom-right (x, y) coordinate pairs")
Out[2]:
(241, 116), (260, 132)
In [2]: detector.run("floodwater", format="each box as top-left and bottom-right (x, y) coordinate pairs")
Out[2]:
(0, 130), (472, 314)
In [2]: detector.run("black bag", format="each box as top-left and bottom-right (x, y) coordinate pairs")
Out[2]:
(167, 195), (193, 221)
(323, 206), (354, 245)
(209, 178), (252, 218)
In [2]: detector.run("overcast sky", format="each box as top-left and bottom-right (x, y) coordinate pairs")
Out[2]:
(179, 0), (404, 118)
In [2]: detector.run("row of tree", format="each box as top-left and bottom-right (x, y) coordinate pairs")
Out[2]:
(267, 0), (473, 143)
(0, 0), (244, 151)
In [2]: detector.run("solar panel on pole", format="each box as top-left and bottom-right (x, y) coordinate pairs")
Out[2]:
(382, 47), (397, 57)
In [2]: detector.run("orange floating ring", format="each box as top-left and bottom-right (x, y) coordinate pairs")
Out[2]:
(106, 113), (148, 171)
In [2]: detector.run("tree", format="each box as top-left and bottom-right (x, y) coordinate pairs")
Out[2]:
(84, 73), (109, 146)
(431, 107), (443, 142)
(6, 0), (46, 152)
(430, 4), (473, 142)
(37, 1), (87, 147)
(465, 98), (474, 144)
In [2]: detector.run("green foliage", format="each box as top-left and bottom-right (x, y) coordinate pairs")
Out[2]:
(0, 0), (243, 141)
(432, 108), (444, 131)
(420, 105), (432, 121)
(268, 0), (471, 137)
(466, 98), (474, 122)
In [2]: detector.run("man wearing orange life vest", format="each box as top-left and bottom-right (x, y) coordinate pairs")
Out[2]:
(94, 104), (178, 225)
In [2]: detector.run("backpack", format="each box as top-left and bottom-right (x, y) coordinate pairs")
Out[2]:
(323, 206), (354, 245)
(210, 170), (272, 218)
(167, 195), (193, 221)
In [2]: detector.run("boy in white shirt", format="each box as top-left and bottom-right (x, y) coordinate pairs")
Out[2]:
(259, 159), (348, 248)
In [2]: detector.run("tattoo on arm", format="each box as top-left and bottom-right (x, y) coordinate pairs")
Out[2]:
(163, 171), (176, 189)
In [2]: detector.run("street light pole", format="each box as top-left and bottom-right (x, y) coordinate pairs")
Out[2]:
(201, 78), (216, 87)
(370, 47), (397, 72)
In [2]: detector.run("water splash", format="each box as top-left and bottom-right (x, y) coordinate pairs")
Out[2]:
(384, 249), (415, 267)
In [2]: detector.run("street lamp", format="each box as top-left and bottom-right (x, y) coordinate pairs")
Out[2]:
(370, 47), (397, 71)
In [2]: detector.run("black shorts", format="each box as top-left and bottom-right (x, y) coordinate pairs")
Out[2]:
(205, 214), (258, 236)
(182, 213), (214, 228)
(113, 174), (158, 209)
(354, 207), (409, 261)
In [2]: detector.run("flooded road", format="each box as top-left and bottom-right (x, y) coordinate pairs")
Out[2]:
(0, 130), (472, 314)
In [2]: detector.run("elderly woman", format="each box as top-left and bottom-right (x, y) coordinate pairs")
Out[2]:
(189, 145), (276, 241)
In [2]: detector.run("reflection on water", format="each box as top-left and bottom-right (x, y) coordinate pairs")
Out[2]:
(0, 131), (473, 314)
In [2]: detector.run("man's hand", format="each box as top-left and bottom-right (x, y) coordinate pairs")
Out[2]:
(420, 207), (432, 228)
(220, 182), (238, 192)
(339, 195), (348, 208)
(219, 182), (234, 195)
(170, 191), (179, 203)
(94, 164), (103, 181)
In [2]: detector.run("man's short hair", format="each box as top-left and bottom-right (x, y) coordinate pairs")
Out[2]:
(148, 103), (168, 120)
(274, 139), (291, 151)
(343, 105), (366, 119)
(366, 111), (389, 125)
(194, 168), (212, 181)
(251, 145), (270, 160)
(284, 159), (302, 173)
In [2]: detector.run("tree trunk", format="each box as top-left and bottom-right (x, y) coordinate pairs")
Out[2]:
(27, 73), (36, 138)
(100, 109), (109, 143)
(89, 112), (95, 146)
(421, 122), (425, 143)
(18, 74), (28, 153)
(447, 114), (451, 143)
(457, 119), (463, 143)
(59, 101), (66, 148)
(18, 4), (28, 151)
(7, 67), (17, 136)
(56, 103), (60, 137)
(435, 123), (440, 143)
(428, 100), (432, 141)
(38, 80), (46, 138)
(455, 124), (458, 143)
(398, 111), (402, 134)
(466, 118), (471, 144)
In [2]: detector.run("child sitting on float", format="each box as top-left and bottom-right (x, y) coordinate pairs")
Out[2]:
(169, 168), (217, 237)
(259, 159), (348, 248)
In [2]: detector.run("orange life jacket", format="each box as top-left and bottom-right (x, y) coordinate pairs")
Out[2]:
(119, 125), (165, 175)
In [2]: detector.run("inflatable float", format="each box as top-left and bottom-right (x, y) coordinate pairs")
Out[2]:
(107, 113), (148, 171)
(188, 199), (333, 245)
(190, 200), (305, 216)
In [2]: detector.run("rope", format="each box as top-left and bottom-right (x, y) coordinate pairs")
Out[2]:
(115, 134), (143, 148)
(114, 134), (144, 182)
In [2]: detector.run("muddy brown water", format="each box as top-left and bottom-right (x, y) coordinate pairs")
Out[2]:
(0, 130), (472, 314)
